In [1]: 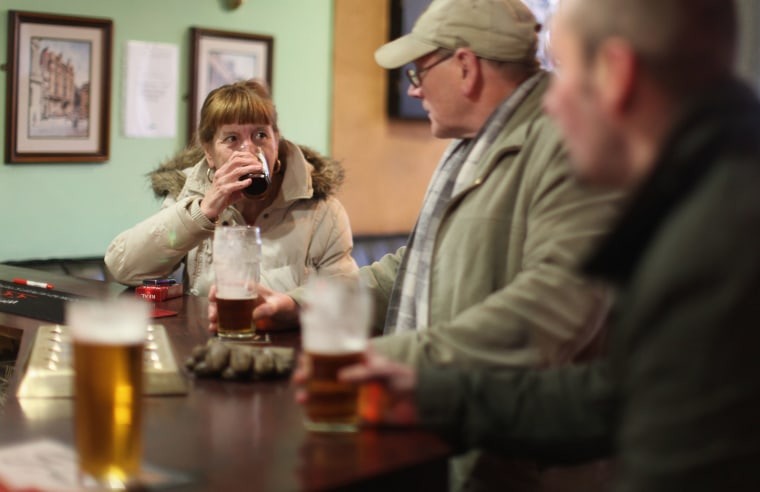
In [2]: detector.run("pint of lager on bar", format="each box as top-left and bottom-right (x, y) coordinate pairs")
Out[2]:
(301, 277), (371, 432)
(213, 225), (261, 339)
(67, 297), (150, 490)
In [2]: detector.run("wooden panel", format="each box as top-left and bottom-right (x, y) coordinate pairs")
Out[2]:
(332, 0), (450, 234)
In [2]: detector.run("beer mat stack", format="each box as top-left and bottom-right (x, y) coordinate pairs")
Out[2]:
(16, 324), (188, 398)
(184, 338), (294, 381)
(0, 279), (80, 324)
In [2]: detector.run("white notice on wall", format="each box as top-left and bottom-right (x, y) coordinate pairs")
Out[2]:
(123, 41), (179, 137)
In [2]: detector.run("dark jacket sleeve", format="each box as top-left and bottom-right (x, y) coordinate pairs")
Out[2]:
(417, 358), (617, 465)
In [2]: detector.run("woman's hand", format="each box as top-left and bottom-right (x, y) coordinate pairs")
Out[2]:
(207, 284), (220, 334)
(207, 283), (301, 333)
(200, 150), (265, 220)
(251, 284), (300, 331)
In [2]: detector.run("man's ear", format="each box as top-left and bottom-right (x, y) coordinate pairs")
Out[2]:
(593, 37), (637, 114)
(456, 48), (482, 97)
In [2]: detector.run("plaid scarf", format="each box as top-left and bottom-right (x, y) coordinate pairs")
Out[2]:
(384, 72), (545, 334)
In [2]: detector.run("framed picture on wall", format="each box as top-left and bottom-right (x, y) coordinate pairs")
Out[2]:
(5, 11), (113, 163)
(189, 27), (274, 142)
(386, 0), (430, 120)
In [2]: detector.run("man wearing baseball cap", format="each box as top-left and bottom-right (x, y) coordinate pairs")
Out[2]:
(292, 0), (621, 490)
(375, 0), (540, 72)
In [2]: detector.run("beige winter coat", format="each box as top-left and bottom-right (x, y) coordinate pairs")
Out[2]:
(105, 140), (357, 295)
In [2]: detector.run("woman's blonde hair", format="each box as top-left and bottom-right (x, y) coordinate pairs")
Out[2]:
(196, 79), (278, 146)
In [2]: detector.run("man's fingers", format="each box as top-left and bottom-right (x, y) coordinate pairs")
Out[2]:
(339, 364), (375, 383)
(339, 352), (393, 383)
(294, 387), (309, 405)
(291, 353), (310, 384)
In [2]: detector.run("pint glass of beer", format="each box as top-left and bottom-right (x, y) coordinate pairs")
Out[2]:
(213, 225), (261, 339)
(67, 297), (150, 489)
(301, 277), (371, 432)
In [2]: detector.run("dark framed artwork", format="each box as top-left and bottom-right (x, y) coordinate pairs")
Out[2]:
(386, 0), (431, 120)
(189, 27), (274, 142)
(5, 11), (113, 163)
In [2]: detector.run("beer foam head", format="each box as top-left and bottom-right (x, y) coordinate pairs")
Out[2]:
(216, 285), (256, 299)
(213, 225), (262, 261)
(67, 298), (149, 344)
(300, 277), (371, 354)
(214, 259), (259, 299)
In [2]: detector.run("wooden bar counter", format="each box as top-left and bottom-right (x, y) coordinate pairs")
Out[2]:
(0, 264), (451, 491)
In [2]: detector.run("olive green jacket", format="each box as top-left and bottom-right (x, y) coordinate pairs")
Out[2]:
(365, 74), (622, 371)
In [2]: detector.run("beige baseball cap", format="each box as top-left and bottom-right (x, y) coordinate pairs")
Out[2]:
(375, 0), (540, 69)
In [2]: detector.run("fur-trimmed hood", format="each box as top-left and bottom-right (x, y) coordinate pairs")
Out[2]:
(149, 139), (345, 201)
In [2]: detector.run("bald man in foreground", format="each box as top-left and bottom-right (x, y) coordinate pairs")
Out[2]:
(324, 0), (760, 490)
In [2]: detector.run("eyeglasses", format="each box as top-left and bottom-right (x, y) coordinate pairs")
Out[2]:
(405, 52), (454, 88)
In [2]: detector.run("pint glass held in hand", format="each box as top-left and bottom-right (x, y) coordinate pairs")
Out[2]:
(304, 350), (366, 431)
(213, 225), (261, 340)
(68, 298), (150, 490)
(300, 278), (371, 432)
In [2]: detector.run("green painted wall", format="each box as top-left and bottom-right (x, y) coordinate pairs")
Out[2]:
(0, 0), (334, 261)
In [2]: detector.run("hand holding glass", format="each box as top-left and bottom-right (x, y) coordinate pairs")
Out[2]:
(240, 147), (271, 197)
(300, 277), (371, 432)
